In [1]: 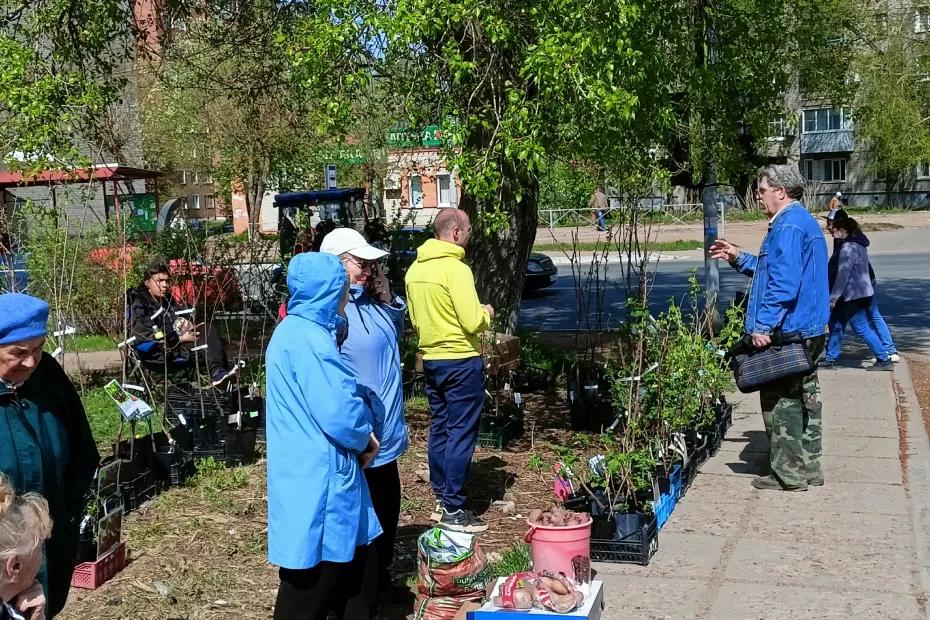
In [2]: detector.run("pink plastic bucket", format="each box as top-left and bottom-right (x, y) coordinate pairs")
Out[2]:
(524, 516), (592, 578)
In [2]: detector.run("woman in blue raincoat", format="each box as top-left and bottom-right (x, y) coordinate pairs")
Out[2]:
(266, 252), (382, 620)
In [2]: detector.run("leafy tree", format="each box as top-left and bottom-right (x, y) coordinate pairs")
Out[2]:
(0, 0), (132, 167)
(853, 10), (930, 199)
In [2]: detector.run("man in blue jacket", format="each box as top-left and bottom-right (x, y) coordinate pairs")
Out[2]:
(321, 228), (408, 593)
(711, 164), (830, 492)
(266, 252), (382, 620)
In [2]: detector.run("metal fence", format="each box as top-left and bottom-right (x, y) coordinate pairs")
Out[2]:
(538, 203), (707, 228)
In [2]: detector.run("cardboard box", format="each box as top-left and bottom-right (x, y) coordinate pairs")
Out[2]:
(480, 332), (521, 376)
(413, 332), (520, 376)
(467, 579), (603, 619)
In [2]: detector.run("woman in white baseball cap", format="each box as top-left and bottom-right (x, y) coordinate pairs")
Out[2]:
(320, 228), (409, 602)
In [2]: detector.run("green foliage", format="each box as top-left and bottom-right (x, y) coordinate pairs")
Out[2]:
(516, 332), (571, 374)
(21, 204), (146, 337)
(0, 0), (131, 165)
(854, 18), (930, 187)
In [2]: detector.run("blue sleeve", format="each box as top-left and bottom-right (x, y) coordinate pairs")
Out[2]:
(383, 296), (406, 336)
(733, 251), (757, 277)
(297, 345), (372, 453)
(753, 227), (804, 334)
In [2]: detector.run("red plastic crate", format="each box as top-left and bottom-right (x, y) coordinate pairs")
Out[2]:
(71, 542), (127, 590)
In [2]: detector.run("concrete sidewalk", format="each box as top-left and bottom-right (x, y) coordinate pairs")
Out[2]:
(597, 361), (930, 619)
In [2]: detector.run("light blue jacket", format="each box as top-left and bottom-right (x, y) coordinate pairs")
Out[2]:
(341, 284), (409, 468)
(732, 202), (830, 339)
(265, 252), (381, 569)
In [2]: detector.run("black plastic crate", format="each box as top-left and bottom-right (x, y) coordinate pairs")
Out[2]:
(590, 514), (659, 566)
(169, 458), (196, 486)
(166, 390), (228, 425)
(120, 469), (158, 513)
(478, 413), (524, 449)
(191, 422), (258, 466)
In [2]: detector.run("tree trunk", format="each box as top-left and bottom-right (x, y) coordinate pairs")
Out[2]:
(460, 166), (539, 334)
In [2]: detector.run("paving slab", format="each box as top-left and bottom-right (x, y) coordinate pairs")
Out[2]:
(723, 536), (914, 594)
(599, 576), (707, 620)
(706, 582), (924, 619)
(593, 370), (925, 618)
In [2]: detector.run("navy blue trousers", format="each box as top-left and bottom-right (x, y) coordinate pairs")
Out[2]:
(423, 356), (486, 511)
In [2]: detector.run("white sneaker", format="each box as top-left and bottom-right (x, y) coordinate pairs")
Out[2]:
(869, 354), (901, 363)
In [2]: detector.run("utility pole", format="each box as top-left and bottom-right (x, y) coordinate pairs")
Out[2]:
(702, 169), (720, 321)
(699, 0), (720, 328)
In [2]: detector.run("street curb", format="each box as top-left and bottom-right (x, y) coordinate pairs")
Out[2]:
(894, 357), (930, 617)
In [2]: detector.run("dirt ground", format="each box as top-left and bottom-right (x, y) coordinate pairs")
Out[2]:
(60, 385), (578, 620)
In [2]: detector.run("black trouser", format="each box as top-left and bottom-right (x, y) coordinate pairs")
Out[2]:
(274, 545), (378, 620)
(364, 460), (401, 586)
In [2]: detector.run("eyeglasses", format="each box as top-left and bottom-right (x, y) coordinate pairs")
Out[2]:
(341, 256), (373, 270)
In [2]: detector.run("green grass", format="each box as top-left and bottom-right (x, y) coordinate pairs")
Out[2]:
(81, 387), (124, 447)
(190, 457), (251, 510)
(533, 239), (703, 252)
(405, 394), (430, 410)
(52, 334), (117, 353)
(488, 541), (532, 578)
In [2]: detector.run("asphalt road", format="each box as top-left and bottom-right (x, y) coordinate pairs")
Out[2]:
(520, 252), (930, 357)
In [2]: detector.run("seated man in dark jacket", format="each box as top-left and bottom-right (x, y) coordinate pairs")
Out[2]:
(128, 263), (232, 384)
(0, 293), (99, 617)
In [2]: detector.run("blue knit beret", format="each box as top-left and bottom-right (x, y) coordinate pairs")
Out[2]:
(0, 293), (49, 345)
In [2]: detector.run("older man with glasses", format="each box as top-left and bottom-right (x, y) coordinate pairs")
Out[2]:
(710, 165), (830, 492)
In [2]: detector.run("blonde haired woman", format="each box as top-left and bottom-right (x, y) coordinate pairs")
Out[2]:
(0, 473), (52, 620)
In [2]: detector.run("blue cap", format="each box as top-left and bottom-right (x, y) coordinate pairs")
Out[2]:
(0, 294), (49, 345)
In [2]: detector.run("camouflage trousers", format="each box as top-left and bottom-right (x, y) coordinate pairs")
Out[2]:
(759, 336), (826, 488)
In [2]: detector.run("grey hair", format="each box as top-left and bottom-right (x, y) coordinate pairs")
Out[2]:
(757, 164), (806, 200)
(0, 473), (52, 562)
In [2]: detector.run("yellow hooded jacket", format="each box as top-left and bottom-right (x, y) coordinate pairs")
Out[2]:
(405, 238), (491, 360)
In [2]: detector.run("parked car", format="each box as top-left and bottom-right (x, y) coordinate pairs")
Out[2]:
(387, 226), (558, 293)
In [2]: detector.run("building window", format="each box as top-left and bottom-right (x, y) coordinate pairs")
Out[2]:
(767, 115), (786, 141)
(176, 170), (187, 184)
(205, 195), (215, 211)
(803, 158), (846, 182)
(916, 10), (930, 33)
(190, 194), (201, 211)
(918, 163), (930, 179)
(802, 107), (852, 133)
(385, 188), (401, 201)
(437, 173), (457, 208)
(409, 175), (423, 209)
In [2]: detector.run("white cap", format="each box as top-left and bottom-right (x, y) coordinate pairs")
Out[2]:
(319, 227), (388, 260)
(835, 191), (842, 197)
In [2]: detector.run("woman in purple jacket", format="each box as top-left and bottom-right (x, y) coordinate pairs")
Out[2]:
(825, 216), (893, 371)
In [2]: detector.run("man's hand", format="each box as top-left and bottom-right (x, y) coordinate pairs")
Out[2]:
(13, 580), (46, 620)
(708, 239), (739, 263)
(751, 333), (771, 348)
(482, 304), (495, 319)
(179, 330), (198, 344)
(359, 433), (380, 469)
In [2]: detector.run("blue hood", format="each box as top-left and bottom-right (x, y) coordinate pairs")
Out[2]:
(286, 252), (346, 329)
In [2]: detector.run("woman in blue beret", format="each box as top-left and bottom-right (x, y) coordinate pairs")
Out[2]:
(0, 293), (99, 618)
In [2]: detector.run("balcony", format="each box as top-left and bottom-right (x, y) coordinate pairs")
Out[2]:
(800, 130), (854, 154)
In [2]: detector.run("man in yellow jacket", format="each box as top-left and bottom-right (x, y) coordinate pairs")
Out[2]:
(405, 208), (494, 533)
